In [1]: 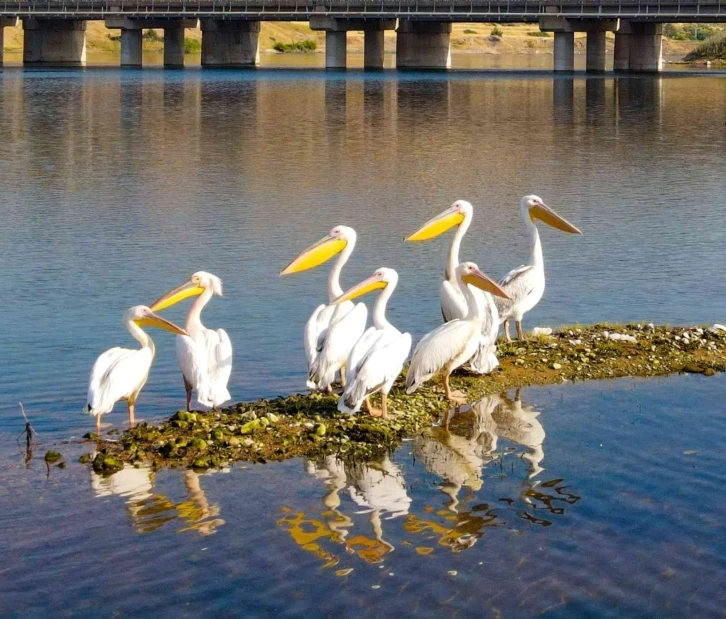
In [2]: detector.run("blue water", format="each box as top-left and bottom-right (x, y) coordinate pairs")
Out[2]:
(0, 67), (724, 435)
(3, 375), (726, 617)
(0, 66), (725, 617)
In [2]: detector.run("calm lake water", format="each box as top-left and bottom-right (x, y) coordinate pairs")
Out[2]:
(4, 375), (726, 616)
(0, 57), (725, 616)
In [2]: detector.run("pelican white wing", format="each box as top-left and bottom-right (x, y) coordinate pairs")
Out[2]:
(405, 319), (479, 394)
(339, 329), (412, 413)
(310, 302), (367, 390)
(495, 264), (537, 321)
(179, 328), (232, 409)
(440, 280), (468, 322)
(87, 347), (154, 416)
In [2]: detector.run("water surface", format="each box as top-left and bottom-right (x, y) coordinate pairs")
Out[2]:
(3, 376), (725, 616)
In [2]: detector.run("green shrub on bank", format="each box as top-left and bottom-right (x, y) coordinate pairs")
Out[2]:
(527, 31), (550, 37)
(685, 32), (726, 60)
(273, 40), (317, 53)
(490, 25), (504, 37)
(184, 39), (201, 54)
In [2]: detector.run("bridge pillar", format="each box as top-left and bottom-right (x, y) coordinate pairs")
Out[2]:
(0, 17), (17, 65)
(201, 20), (260, 67)
(553, 32), (575, 72)
(396, 21), (451, 69)
(164, 25), (185, 68)
(586, 31), (607, 72)
(22, 18), (86, 66)
(364, 28), (385, 69)
(628, 23), (663, 72)
(614, 32), (630, 72)
(325, 31), (347, 69)
(120, 29), (143, 67)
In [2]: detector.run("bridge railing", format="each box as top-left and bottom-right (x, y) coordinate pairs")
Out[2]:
(2, 0), (724, 18)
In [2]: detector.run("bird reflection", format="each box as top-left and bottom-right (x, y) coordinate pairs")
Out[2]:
(279, 455), (411, 566)
(90, 464), (225, 535)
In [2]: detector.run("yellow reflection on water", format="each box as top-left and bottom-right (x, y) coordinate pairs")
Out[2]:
(91, 464), (225, 536)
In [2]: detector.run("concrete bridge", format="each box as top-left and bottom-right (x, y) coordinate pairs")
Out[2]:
(1, 0), (724, 70)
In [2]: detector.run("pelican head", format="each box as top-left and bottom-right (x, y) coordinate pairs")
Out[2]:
(149, 271), (222, 312)
(405, 200), (472, 242)
(125, 305), (187, 335)
(457, 262), (511, 300)
(334, 267), (398, 304)
(521, 195), (582, 234)
(280, 225), (356, 276)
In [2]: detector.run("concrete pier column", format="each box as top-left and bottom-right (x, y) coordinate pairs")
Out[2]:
(396, 20), (451, 69)
(614, 32), (630, 72)
(629, 23), (663, 72)
(553, 31), (575, 71)
(325, 31), (347, 69)
(201, 19), (260, 67)
(364, 28), (385, 70)
(0, 18), (17, 65)
(22, 18), (86, 66)
(586, 31), (607, 72)
(120, 29), (143, 67)
(164, 25), (185, 68)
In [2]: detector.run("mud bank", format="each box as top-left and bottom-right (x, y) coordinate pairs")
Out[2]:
(88, 324), (725, 474)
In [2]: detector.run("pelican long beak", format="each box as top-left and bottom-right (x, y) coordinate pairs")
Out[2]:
(405, 207), (465, 242)
(463, 267), (511, 300)
(150, 280), (205, 312)
(334, 273), (386, 304)
(280, 234), (347, 276)
(530, 203), (582, 234)
(135, 312), (187, 336)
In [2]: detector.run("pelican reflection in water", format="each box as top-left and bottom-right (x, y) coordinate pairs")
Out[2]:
(91, 464), (225, 536)
(279, 456), (411, 567)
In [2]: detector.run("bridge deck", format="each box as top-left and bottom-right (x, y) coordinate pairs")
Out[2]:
(2, 0), (725, 21)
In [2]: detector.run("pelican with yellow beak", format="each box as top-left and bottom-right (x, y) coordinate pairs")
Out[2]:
(406, 200), (501, 375)
(496, 195), (582, 341)
(280, 225), (367, 392)
(150, 271), (232, 411)
(405, 263), (510, 404)
(87, 305), (187, 432)
(334, 268), (412, 418)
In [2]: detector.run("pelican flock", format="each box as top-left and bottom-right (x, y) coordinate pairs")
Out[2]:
(85, 194), (581, 431)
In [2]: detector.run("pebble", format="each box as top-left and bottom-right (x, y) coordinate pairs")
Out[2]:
(710, 324), (726, 334)
(605, 333), (637, 343)
(551, 363), (562, 370)
(531, 327), (553, 336)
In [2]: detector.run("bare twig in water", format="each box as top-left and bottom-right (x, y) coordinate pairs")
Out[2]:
(16, 402), (40, 451)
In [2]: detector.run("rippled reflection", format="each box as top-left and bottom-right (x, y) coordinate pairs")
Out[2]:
(277, 390), (580, 567)
(91, 465), (225, 536)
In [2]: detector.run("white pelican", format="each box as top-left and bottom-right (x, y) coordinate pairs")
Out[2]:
(87, 306), (187, 432)
(406, 200), (501, 374)
(496, 195), (582, 341)
(334, 268), (412, 418)
(150, 271), (232, 410)
(405, 262), (510, 404)
(280, 225), (367, 392)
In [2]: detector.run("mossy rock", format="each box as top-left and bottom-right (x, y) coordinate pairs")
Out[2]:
(82, 432), (100, 441)
(78, 453), (94, 464)
(189, 438), (208, 451)
(44, 450), (63, 464)
(92, 453), (124, 474)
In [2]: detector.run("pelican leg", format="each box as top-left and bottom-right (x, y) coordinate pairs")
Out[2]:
(96, 414), (101, 435)
(381, 394), (388, 419)
(339, 364), (347, 388)
(504, 320), (512, 342)
(366, 395), (384, 418)
(443, 373), (467, 405)
(184, 376), (193, 411)
(516, 321), (525, 341)
(127, 401), (136, 429)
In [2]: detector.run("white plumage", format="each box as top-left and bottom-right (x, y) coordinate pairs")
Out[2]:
(335, 269), (411, 417)
(496, 195), (582, 341)
(87, 305), (186, 432)
(281, 225), (368, 392)
(407, 200), (501, 375)
(405, 262), (510, 403)
(150, 271), (232, 410)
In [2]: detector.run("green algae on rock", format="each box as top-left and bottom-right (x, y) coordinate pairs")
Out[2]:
(93, 324), (726, 472)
